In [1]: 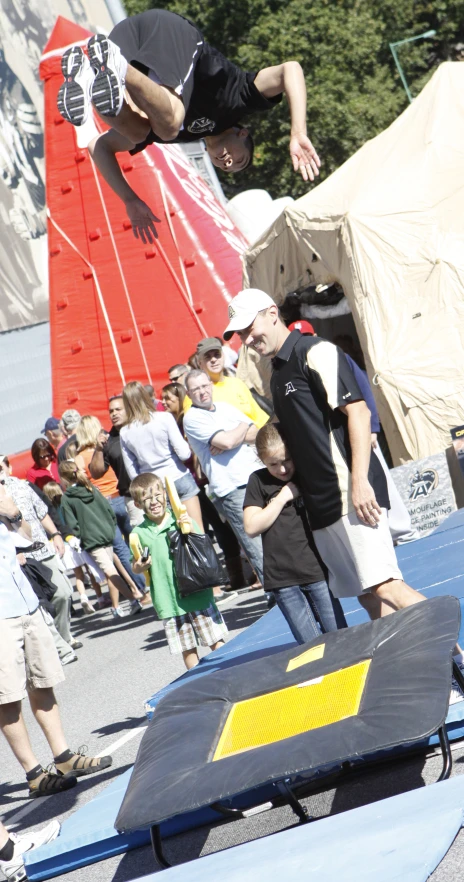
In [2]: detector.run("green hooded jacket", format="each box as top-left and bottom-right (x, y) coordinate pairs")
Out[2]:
(60, 485), (116, 550)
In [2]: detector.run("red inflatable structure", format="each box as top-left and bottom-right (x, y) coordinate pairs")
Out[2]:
(39, 17), (246, 428)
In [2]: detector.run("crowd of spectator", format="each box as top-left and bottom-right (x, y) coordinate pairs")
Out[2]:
(1, 318), (437, 880)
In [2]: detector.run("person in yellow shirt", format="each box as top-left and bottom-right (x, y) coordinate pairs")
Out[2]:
(184, 338), (269, 428)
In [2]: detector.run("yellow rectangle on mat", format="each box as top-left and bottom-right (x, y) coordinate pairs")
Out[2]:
(213, 660), (371, 761)
(286, 644), (325, 672)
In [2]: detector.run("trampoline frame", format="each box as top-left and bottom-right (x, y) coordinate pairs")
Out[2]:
(148, 660), (463, 870)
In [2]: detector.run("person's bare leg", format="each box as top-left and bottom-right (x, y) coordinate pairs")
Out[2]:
(27, 688), (67, 760)
(371, 578), (426, 611)
(0, 820), (9, 849)
(108, 572), (139, 606)
(209, 641), (225, 652)
(182, 649), (200, 670)
(0, 701), (40, 774)
(113, 554), (143, 600)
(124, 66), (185, 140)
(184, 495), (204, 531)
(94, 98), (150, 143)
(93, 67), (184, 144)
(89, 571), (103, 598)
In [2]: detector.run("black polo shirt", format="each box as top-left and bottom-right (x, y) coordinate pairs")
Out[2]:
(270, 331), (389, 530)
(244, 468), (325, 590)
(103, 428), (130, 497)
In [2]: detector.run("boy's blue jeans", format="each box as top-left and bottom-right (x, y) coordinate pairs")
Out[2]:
(274, 580), (347, 645)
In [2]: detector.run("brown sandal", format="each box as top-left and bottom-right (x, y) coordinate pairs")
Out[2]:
(28, 767), (77, 798)
(54, 746), (112, 778)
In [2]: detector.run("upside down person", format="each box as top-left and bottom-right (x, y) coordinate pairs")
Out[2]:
(57, 8), (320, 242)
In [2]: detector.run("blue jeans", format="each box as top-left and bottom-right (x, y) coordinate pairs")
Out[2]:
(274, 580), (347, 645)
(213, 487), (264, 584)
(108, 496), (147, 593)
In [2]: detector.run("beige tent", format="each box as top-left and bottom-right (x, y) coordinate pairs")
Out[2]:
(243, 62), (464, 464)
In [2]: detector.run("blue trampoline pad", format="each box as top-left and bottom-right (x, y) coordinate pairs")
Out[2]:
(129, 775), (464, 882)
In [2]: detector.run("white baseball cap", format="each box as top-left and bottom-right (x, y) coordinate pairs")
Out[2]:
(223, 289), (275, 340)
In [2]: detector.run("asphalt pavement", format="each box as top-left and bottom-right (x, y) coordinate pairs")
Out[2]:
(2, 588), (464, 882)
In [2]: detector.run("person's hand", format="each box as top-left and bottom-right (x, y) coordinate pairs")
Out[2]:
(68, 536), (81, 552)
(289, 132), (321, 182)
(209, 442), (222, 456)
(278, 481), (300, 505)
(16, 552), (27, 566)
(125, 196), (160, 244)
(177, 512), (192, 530)
(352, 480), (382, 526)
(371, 433), (378, 450)
(133, 556), (151, 572)
(95, 430), (108, 452)
(53, 534), (65, 558)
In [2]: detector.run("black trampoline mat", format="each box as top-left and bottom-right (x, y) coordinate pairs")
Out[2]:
(116, 596), (460, 832)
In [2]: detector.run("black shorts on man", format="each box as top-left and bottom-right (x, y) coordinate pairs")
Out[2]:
(109, 8), (282, 153)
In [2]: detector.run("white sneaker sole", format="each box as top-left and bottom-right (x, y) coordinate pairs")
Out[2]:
(88, 34), (125, 117)
(57, 46), (94, 126)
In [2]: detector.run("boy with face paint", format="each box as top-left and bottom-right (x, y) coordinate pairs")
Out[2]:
(130, 473), (227, 670)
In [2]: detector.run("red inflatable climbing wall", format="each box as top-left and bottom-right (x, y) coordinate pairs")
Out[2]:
(39, 17), (246, 426)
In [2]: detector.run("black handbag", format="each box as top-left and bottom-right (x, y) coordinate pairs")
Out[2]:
(168, 529), (225, 597)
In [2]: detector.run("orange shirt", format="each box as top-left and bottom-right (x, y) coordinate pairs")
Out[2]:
(75, 447), (119, 498)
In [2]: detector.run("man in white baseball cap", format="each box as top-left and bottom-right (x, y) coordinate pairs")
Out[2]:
(223, 289), (275, 342)
(222, 289), (457, 657)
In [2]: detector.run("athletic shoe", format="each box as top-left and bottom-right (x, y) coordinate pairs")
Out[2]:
(449, 675), (464, 704)
(61, 653), (78, 666)
(0, 820), (60, 881)
(130, 599), (143, 615)
(214, 590), (237, 606)
(88, 34), (126, 117)
(70, 640), (83, 650)
(111, 606), (126, 619)
(95, 596), (112, 610)
(57, 45), (95, 126)
(81, 597), (95, 614)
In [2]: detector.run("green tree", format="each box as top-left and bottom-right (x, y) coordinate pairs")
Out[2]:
(123, 0), (464, 198)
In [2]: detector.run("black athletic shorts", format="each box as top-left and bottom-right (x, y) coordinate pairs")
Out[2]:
(109, 8), (203, 109)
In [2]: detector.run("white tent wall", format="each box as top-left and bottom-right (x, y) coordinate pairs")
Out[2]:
(243, 62), (464, 465)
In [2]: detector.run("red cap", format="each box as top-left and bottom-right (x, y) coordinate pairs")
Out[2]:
(288, 320), (315, 335)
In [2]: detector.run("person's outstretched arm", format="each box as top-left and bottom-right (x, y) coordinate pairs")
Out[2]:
(88, 129), (160, 242)
(254, 61), (320, 182)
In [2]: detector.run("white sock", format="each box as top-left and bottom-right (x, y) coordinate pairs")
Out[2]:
(112, 41), (127, 80)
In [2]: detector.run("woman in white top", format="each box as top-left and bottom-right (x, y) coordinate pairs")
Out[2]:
(120, 382), (203, 528)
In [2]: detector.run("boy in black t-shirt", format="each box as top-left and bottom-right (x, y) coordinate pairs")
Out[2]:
(56, 9), (320, 243)
(243, 423), (346, 644)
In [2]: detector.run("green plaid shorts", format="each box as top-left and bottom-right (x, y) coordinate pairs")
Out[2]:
(162, 604), (228, 654)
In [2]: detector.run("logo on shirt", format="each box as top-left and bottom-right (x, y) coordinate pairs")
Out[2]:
(342, 392), (352, 400)
(285, 382), (297, 396)
(187, 117), (216, 134)
(408, 469), (439, 501)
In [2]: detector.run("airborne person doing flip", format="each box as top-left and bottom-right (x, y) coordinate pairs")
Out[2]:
(56, 8), (320, 242)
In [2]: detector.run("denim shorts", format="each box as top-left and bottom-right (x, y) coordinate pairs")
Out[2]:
(174, 472), (200, 502)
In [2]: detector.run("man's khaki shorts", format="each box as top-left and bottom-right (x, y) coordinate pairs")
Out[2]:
(0, 607), (64, 704)
(313, 509), (403, 598)
(88, 546), (118, 578)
